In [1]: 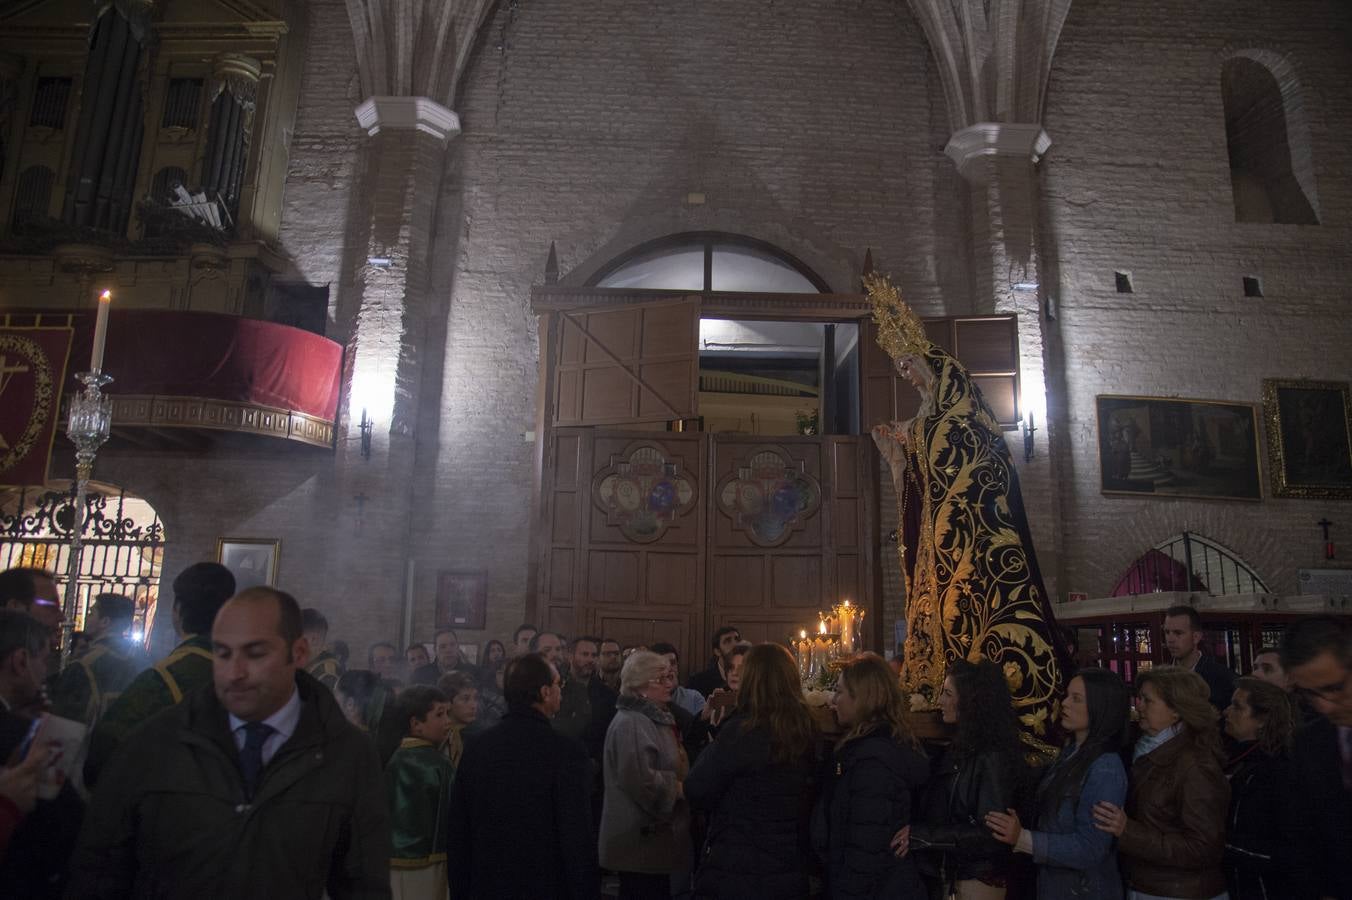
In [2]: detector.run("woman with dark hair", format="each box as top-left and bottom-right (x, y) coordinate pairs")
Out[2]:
(481, 639), (506, 670)
(895, 659), (1022, 900)
(685, 643), (819, 899)
(1092, 666), (1229, 900)
(1221, 676), (1294, 900)
(812, 654), (930, 899)
(984, 668), (1130, 899)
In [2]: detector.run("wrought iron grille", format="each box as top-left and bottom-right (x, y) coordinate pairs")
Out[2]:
(0, 486), (164, 640)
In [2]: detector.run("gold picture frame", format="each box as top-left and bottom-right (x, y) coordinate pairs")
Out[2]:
(1262, 379), (1352, 499)
(1096, 395), (1262, 501)
(215, 538), (281, 590)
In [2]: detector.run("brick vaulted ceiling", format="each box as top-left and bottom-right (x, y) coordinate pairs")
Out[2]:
(343, 0), (497, 107)
(906, 0), (1073, 130)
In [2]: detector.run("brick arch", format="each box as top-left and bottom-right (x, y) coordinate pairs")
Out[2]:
(1087, 502), (1284, 599)
(1217, 46), (1320, 224)
(559, 214), (858, 296)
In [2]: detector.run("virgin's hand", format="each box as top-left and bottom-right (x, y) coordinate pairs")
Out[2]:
(1092, 801), (1127, 836)
(984, 808), (1021, 845)
(889, 824), (911, 858)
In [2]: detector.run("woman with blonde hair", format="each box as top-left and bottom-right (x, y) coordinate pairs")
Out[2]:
(812, 654), (929, 898)
(1221, 676), (1294, 900)
(599, 649), (691, 899)
(686, 643), (819, 899)
(1092, 665), (1229, 900)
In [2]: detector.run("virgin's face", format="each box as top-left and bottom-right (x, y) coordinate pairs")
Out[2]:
(938, 676), (959, 724)
(1136, 683), (1180, 736)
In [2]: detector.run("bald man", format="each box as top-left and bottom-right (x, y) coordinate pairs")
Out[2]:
(69, 587), (390, 898)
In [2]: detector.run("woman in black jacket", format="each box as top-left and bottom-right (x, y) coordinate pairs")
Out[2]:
(896, 659), (1023, 900)
(685, 643), (819, 900)
(813, 654), (930, 899)
(1221, 675), (1294, 900)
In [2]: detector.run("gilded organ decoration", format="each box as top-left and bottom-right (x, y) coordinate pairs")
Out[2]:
(866, 273), (1068, 750)
(592, 444), (696, 543)
(715, 447), (821, 547)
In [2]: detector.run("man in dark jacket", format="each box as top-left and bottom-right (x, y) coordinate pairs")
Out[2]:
(553, 634), (617, 761)
(0, 609), (83, 899)
(67, 586), (390, 899)
(83, 561), (236, 787)
(1280, 616), (1352, 900)
(448, 652), (598, 899)
(1163, 604), (1236, 711)
(410, 627), (478, 685)
(47, 592), (143, 729)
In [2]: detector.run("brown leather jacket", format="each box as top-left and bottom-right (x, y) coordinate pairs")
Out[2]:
(1118, 730), (1230, 899)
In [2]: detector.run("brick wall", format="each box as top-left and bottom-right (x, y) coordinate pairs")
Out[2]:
(1041, 0), (1352, 600)
(94, 0), (1352, 660)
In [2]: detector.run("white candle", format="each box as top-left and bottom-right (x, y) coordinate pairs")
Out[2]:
(837, 599), (856, 654)
(91, 290), (111, 372)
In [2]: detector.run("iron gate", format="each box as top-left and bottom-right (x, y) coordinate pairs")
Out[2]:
(0, 485), (165, 642)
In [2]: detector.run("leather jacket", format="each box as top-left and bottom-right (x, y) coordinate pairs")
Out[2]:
(911, 746), (1016, 884)
(1118, 731), (1229, 899)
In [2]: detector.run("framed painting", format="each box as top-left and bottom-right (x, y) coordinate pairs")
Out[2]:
(436, 570), (487, 631)
(215, 538), (280, 590)
(1096, 395), (1262, 501)
(1262, 379), (1352, 499)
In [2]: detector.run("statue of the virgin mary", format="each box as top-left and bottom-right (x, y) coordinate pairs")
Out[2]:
(866, 273), (1069, 746)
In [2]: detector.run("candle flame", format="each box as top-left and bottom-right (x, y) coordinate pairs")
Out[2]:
(799, 629), (806, 639)
(818, 621), (827, 635)
(843, 598), (850, 607)
(99, 290), (111, 302)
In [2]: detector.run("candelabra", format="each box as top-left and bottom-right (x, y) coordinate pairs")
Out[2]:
(62, 370), (113, 659)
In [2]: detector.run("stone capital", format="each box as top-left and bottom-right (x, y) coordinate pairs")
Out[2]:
(944, 123), (1052, 182)
(354, 96), (461, 144)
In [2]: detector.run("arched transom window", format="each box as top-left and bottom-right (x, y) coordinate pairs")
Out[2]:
(590, 232), (829, 294)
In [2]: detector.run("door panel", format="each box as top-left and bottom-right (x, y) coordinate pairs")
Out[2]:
(860, 315), (1021, 430)
(544, 429), (707, 665)
(553, 296), (700, 427)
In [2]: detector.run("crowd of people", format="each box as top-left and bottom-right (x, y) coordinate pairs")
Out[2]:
(0, 564), (1349, 900)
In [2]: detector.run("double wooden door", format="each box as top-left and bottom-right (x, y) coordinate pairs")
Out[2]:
(539, 429), (873, 667)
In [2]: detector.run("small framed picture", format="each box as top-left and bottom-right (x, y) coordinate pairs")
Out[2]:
(436, 570), (487, 631)
(1262, 379), (1352, 499)
(215, 538), (281, 590)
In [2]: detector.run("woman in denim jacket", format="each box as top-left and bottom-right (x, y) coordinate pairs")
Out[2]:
(985, 668), (1130, 899)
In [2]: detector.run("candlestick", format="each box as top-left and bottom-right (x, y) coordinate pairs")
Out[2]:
(837, 599), (857, 655)
(793, 629), (812, 681)
(91, 290), (111, 372)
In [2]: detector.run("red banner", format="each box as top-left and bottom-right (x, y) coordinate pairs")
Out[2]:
(0, 327), (73, 487)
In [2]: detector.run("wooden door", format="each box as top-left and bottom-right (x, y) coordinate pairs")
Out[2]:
(553, 296), (700, 426)
(860, 315), (1021, 430)
(542, 428), (707, 666)
(705, 435), (871, 647)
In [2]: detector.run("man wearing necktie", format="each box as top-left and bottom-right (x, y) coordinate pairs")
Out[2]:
(67, 586), (391, 899)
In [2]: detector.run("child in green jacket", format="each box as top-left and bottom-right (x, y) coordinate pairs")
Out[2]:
(385, 685), (454, 900)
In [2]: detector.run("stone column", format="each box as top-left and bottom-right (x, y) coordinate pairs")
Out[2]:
(946, 123), (1065, 599)
(322, 97), (458, 641)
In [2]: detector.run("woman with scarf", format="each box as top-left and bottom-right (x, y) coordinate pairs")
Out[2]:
(599, 649), (690, 900)
(1221, 676), (1294, 900)
(1092, 666), (1230, 900)
(984, 668), (1130, 899)
(686, 643), (818, 899)
(812, 654), (929, 899)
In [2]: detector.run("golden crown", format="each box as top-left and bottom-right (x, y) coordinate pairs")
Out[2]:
(864, 272), (931, 361)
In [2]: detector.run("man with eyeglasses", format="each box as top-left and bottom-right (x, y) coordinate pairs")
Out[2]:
(1279, 615), (1352, 900)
